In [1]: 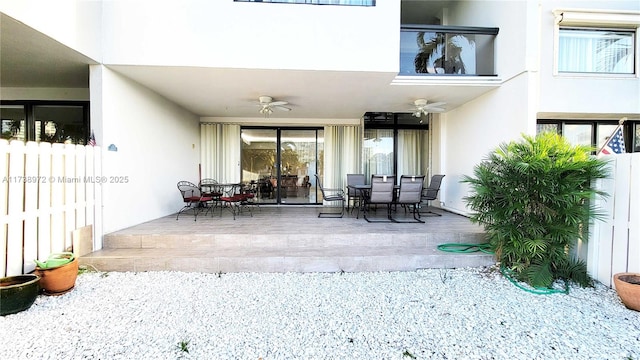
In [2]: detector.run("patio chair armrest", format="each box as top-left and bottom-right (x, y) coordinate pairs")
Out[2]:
(323, 188), (345, 195)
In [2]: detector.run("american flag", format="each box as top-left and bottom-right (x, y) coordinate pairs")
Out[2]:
(598, 126), (625, 155)
(88, 131), (96, 146)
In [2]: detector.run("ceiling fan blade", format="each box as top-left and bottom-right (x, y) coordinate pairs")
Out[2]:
(274, 105), (291, 112)
(426, 101), (446, 108)
(269, 101), (288, 106)
(427, 107), (445, 112)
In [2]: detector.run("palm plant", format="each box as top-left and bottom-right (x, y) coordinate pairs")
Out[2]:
(462, 132), (609, 288)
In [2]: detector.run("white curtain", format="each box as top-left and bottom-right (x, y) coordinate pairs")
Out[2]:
(200, 123), (241, 183)
(558, 29), (633, 73)
(323, 125), (363, 190)
(397, 129), (428, 176)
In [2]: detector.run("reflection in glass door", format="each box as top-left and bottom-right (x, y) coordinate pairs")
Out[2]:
(241, 128), (323, 205)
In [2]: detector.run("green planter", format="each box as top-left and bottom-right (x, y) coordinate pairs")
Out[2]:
(0, 274), (40, 316)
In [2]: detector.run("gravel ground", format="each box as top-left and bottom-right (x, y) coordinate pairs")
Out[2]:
(1, 267), (639, 360)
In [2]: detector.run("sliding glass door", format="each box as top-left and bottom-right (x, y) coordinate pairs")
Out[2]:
(241, 128), (323, 205)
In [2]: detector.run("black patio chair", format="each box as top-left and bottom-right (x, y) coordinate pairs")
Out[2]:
(419, 174), (445, 216)
(392, 175), (425, 223)
(363, 174), (396, 223)
(315, 174), (345, 218)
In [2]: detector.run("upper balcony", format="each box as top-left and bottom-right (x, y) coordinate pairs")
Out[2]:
(399, 25), (499, 77)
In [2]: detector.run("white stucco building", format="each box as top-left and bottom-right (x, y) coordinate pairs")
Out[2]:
(1, 0), (639, 238)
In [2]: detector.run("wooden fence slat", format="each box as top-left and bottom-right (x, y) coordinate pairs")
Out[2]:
(37, 142), (52, 261)
(64, 144), (77, 251)
(628, 155), (640, 273)
(0, 139), (9, 277)
(76, 145), (87, 227)
(92, 147), (103, 251)
(23, 142), (39, 273)
(7, 141), (26, 276)
(590, 169), (615, 287)
(50, 143), (65, 254)
(610, 155), (631, 278)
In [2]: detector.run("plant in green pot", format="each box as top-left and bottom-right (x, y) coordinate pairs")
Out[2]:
(462, 132), (608, 289)
(34, 252), (78, 295)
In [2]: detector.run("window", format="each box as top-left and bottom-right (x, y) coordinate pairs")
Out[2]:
(553, 9), (640, 75)
(0, 105), (26, 141)
(363, 112), (430, 180)
(0, 101), (89, 145)
(235, 0), (374, 5)
(558, 28), (635, 74)
(537, 119), (639, 153)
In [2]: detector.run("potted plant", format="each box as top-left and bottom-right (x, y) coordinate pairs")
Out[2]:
(462, 132), (609, 288)
(1, 274), (40, 316)
(613, 273), (640, 311)
(34, 252), (78, 295)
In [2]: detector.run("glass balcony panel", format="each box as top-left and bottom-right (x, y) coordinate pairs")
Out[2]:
(400, 28), (496, 76)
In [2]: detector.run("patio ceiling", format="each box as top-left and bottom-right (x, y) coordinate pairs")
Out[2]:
(1, 12), (499, 120)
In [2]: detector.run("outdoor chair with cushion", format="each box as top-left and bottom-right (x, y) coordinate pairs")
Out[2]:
(363, 174), (396, 223)
(420, 174), (445, 216)
(393, 175), (425, 223)
(176, 181), (213, 221)
(315, 174), (345, 218)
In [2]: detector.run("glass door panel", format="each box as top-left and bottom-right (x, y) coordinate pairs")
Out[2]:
(280, 129), (318, 204)
(364, 129), (394, 181)
(241, 129), (277, 204)
(241, 128), (322, 205)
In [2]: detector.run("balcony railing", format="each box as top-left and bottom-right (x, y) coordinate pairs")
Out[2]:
(400, 25), (499, 77)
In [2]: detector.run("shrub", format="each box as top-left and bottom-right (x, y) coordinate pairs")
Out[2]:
(462, 132), (609, 288)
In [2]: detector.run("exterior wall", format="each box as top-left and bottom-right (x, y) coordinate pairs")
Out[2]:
(0, 0), (102, 61)
(446, 0), (533, 80)
(431, 1), (536, 214)
(538, 0), (640, 116)
(92, 66), (200, 234)
(439, 74), (532, 215)
(101, 0), (399, 72)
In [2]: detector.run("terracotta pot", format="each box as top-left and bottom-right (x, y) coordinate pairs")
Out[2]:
(35, 257), (79, 295)
(1, 274), (40, 316)
(613, 273), (640, 312)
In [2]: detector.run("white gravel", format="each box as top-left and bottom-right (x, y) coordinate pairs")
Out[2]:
(1, 267), (639, 360)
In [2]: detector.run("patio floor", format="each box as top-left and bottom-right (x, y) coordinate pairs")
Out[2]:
(79, 205), (495, 273)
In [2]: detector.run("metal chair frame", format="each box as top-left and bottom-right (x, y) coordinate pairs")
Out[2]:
(176, 181), (213, 221)
(393, 175), (425, 223)
(363, 175), (396, 223)
(315, 174), (345, 218)
(419, 174), (445, 216)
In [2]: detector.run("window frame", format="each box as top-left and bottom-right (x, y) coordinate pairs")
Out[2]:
(552, 9), (640, 77)
(556, 27), (636, 75)
(537, 119), (639, 153)
(0, 100), (90, 145)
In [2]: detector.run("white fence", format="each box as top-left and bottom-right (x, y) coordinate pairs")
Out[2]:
(588, 153), (640, 287)
(0, 140), (102, 277)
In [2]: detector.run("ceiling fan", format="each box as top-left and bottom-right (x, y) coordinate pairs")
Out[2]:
(257, 96), (291, 116)
(410, 99), (446, 118)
